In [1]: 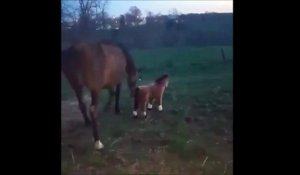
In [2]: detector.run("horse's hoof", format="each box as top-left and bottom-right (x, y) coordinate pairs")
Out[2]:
(133, 111), (137, 116)
(142, 111), (147, 118)
(147, 103), (153, 110)
(133, 111), (138, 119)
(94, 140), (104, 150)
(158, 105), (163, 112)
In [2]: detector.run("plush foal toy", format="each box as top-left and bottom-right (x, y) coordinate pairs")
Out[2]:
(133, 74), (169, 118)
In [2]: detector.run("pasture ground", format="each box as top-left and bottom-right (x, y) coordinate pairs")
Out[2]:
(61, 46), (233, 175)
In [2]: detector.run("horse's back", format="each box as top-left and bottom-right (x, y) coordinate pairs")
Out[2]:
(62, 41), (131, 91)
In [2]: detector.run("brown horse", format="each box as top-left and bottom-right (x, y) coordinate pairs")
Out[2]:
(133, 74), (169, 118)
(61, 40), (138, 150)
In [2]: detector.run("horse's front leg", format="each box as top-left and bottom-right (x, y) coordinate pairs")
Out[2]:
(74, 86), (91, 126)
(89, 90), (104, 150)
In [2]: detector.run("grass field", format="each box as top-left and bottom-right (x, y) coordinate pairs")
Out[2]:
(61, 46), (233, 175)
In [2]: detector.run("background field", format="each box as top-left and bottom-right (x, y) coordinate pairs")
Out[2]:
(61, 46), (233, 175)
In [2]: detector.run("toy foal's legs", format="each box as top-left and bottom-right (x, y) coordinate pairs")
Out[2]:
(147, 97), (154, 110)
(133, 101), (138, 119)
(142, 99), (148, 118)
(133, 88), (139, 118)
(158, 95), (163, 111)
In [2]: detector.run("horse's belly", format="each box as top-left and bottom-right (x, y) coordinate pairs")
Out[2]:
(103, 69), (125, 87)
(100, 53), (126, 88)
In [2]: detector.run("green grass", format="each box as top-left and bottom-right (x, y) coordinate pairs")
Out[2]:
(61, 46), (233, 175)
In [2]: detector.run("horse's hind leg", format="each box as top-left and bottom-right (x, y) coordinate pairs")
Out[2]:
(75, 87), (91, 126)
(115, 83), (121, 114)
(89, 90), (103, 150)
(103, 88), (115, 113)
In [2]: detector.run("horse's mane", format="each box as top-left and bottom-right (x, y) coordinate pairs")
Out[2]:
(154, 74), (169, 85)
(99, 40), (137, 75)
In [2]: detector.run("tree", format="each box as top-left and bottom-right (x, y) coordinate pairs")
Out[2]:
(77, 0), (109, 36)
(119, 15), (125, 29)
(77, 0), (93, 36)
(169, 8), (179, 18)
(145, 11), (154, 25)
(61, 0), (80, 42)
(92, 0), (108, 29)
(61, 0), (78, 25)
(125, 6), (143, 26)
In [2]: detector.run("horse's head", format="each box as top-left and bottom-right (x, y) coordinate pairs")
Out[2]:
(123, 46), (140, 97)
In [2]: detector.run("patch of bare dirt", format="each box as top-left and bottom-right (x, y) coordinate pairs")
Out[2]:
(61, 98), (87, 140)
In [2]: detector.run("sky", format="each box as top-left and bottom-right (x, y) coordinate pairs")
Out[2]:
(65, 0), (233, 17)
(107, 0), (233, 17)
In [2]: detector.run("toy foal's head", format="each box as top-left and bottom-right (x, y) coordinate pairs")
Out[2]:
(154, 74), (169, 88)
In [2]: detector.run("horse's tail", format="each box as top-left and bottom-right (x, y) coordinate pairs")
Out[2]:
(134, 87), (140, 110)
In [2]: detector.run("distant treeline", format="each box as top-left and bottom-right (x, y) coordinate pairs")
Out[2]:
(61, 13), (232, 50)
